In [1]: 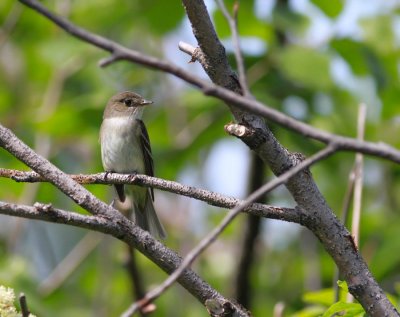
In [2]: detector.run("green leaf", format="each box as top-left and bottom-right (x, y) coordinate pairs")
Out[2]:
(272, 5), (310, 38)
(330, 39), (369, 75)
(303, 288), (334, 306)
(331, 38), (388, 89)
(276, 46), (333, 91)
(369, 225), (400, 279)
(310, 0), (344, 18)
(337, 280), (349, 293)
(291, 305), (326, 317)
(360, 15), (395, 55)
(322, 301), (365, 317)
(136, 1), (184, 35)
(214, 0), (273, 40)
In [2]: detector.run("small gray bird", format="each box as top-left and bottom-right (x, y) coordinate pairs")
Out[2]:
(100, 91), (166, 239)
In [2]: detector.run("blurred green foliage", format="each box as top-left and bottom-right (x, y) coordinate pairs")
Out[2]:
(1, 0), (400, 316)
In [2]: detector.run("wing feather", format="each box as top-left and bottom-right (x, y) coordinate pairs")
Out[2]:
(137, 119), (155, 200)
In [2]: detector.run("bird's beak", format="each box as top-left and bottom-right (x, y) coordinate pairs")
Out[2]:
(140, 99), (153, 106)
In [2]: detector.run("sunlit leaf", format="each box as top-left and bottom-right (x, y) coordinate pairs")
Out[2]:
(291, 305), (325, 317)
(136, 1), (184, 35)
(310, 0), (344, 18)
(360, 15), (395, 55)
(322, 301), (365, 317)
(214, 0), (273, 41)
(276, 46), (333, 90)
(330, 39), (369, 76)
(303, 288), (334, 306)
(337, 280), (349, 293)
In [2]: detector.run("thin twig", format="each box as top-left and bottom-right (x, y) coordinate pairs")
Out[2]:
(0, 168), (300, 222)
(351, 103), (367, 248)
(273, 302), (285, 317)
(178, 41), (197, 59)
(16, 0), (400, 164)
(19, 293), (30, 317)
(120, 144), (338, 317)
(333, 168), (355, 301)
(347, 104), (367, 303)
(333, 104), (367, 302)
(215, 0), (250, 96)
(341, 172), (356, 226)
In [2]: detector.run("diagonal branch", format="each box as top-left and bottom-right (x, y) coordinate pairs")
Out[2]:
(0, 168), (300, 223)
(17, 0), (400, 164)
(181, 2), (399, 316)
(0, 124), (248, 317)
(121, 144), (337, 316)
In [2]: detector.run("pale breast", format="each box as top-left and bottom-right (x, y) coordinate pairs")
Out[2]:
(100, 117), (145, 173)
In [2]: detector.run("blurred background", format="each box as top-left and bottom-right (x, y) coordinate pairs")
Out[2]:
(1, 0), (400, 316)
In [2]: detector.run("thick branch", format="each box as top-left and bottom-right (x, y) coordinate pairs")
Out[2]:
(0, 168), (300, 223)
(181, 0), (239, 93)
(180, 3), (399, 316)
(16, 0), (400, 164)
(0, 124), (248, 317)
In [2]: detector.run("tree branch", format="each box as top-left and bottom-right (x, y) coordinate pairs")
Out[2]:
(181, 2), (399, 316)
(0, 168), (300, 223)
(121, 144), (337, 316)
(16, 0), (400, 165)
(0, 124), (248, 317)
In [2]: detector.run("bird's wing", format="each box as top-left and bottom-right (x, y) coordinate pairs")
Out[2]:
(137, 119), (155, 201)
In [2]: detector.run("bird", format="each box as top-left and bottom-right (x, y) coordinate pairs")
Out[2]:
(100, 91), (166, 239)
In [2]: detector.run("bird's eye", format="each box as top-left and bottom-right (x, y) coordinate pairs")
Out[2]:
(123, 99), (132, 107)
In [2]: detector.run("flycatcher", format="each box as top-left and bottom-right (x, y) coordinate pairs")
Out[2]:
(100, 91), (166, 239)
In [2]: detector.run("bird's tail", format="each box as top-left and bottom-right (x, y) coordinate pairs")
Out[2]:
(113, 185), (167, 239)
(113, 185), (166, 239)
(133, 192), (166, 240)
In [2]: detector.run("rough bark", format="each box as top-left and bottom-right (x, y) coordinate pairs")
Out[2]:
(181, 1), (399, 316)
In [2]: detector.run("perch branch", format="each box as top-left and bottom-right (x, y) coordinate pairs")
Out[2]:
(0, 168), (300, 223)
